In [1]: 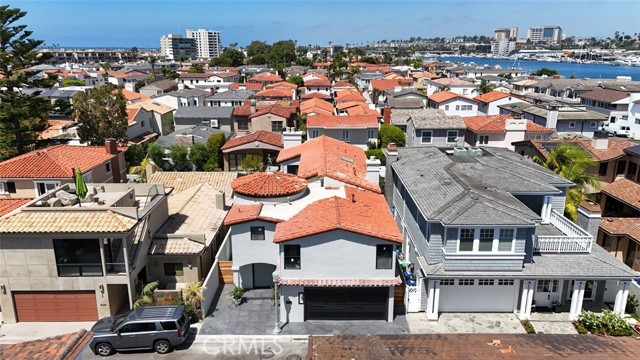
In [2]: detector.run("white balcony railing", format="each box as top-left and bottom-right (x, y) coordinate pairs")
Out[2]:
(534, 210), (593, 253)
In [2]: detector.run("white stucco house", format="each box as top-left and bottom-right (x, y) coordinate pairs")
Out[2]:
(428, 91), (478, 117)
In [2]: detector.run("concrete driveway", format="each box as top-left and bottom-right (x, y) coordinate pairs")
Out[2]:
(0, 320), (95, 344)
(406, 313), (527, 334)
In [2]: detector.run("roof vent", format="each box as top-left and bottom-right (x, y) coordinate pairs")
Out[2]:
(340, 156), (354, 163)
(453, 147), (467, 156)
(468, 148), (483, 157)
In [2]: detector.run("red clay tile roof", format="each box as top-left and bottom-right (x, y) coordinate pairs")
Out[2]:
(266, 81), (298, 89)
(0, 145), (119, 179)
(474, 91), (510, 103)
(230, 82), (263, 91)
(224, 203), (283, 225)
(332, 80), (356, 89)
(278, 276), (402, 287)
(429, 91), (477, 103)
(602, 179), (640, 210)
(232, 172), (308, 198)
(38, 120), (77, 140)
(304, 72), (330, 81)
(431, 77), (475, 86)
(304, 79), (332, 87)
(300, 98), (335, 115)
(301, 92), (332, 100)
(0, 198), (31, 217)
(600, 217), (640, 242)
(334, 90), (366, 103)
(276, 135), (380, 193)
(126, 107), (140, 125)
(249, 105), (297, 119)
(525, 139), (638, 162)
(307, 115), (378, 128)
(249, 72), (283, 82)
(464, 115), (553, 134)
(371, 79), (401, 91)
(221, 131), (283, 151)
(115, 88), (150, 102)
(347, 106), (382, 118)
(0, 329), (93, 360)
(233, 105), (253, 116)
(273, 187), (401, 243)
(255, 89), (291, 98)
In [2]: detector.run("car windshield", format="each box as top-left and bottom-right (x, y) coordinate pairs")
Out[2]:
(111, 314), (127, 331)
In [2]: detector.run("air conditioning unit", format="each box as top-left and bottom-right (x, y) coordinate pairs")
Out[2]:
(453, 147), (468, 156)
(210, 119), (219, 128)
(468, 148), (483, 157)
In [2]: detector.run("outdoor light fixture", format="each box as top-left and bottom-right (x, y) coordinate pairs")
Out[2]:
(99, 284), (104, 294)
(0, 284), (6, 294)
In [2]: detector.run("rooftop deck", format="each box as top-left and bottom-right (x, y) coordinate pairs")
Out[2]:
(534, 210), (593, 253)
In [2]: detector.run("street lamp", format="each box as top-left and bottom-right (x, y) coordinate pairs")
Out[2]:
(272, 270), (282, 334)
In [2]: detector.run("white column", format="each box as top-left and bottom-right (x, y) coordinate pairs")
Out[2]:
(613, 280), (631, 314)
(569, 280), (586, 320)
(518, 280), (534, 320)
(541, 196), (552, 223)
(426, 280), (440, 321)
(387, 286), (394, 322)
(232, 266), (240, 286)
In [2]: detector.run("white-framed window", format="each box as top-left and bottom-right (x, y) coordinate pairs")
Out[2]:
(462, 89), (469, 95)
(310, 129), (319, 138)
(440, 279), (455, 286)
(457, 228), (516, 253)
(459, 228), (474, 251)
(498, 279), (515, 286)
(478, 229), (494, 252)
(459, 279), (474, 286)
(568, 122), (576, 128)
(0, 181), (15, 194)
(498, 229), (515, 251)
(444, 105), (449, 111)
(478, 279), (494, 286)
(35, 181), (59, 196)
(421, 130), (432, 144)
(479, 135), (489, 145)
(446, 130), (458, 143)
(368, 129), (376, 139)
(341, 130), (349, 140)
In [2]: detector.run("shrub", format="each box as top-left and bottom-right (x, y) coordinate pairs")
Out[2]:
(169, 144), (191, 171)
(576, 310), (633, 336)
(231, 286), (245, 300)
(626, 293), (639, 314)
(573, 321), (588, 334)
(521, 320), (535, 334)
(147, 142), (166, 167)
(367, 141), (377, 150)
(379, 124), (406, 147)
(577, 310), (604, 334)
(365, 148), (386, 165)
(189, 143), (209, 171)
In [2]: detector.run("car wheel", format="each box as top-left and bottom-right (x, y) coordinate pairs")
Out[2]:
(95, 343), (113, 356)
(154, 339), (172, 354)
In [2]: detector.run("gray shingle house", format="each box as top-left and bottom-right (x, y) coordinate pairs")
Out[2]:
(391, 109), (466, 147)
(173, 106), (234, 133)
(205, 89), (256, 107)
(386, 146), (638, 321)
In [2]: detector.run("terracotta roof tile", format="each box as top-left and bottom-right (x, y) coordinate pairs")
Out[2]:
(300, 98), (335, 116)
(221, 131), (283, 151)
(303, 72), (330, 81)
(431, 77), (475, 86)
(370, 79), (401, 91)
(300, 92), (332, 100)
(474, 91), (510, 103)
(115, 88), (150, 102)
(233, 105), (253, 116)
(278, 276), (402, 287)
(254, 89), (291, 98)
(149, 237), (205, 255)
(249, 72), (283, 82)
(266, 81), (298, 89)
(304, 79), (332, 87)
(0, 198), (31, 217)
(332, 81), (356, 89)
(600, 217), (640, 242)
(276, 135), (380, 193)
(230, 82), (263, 91)
(232, 172), (308, 197)
(464, 115), (553, 133)
(334, 90), (366, 103)
(224, 203), (283, 225)
(273, 187), (401, 242)
(0, 210), (138, 233)
(525, 139), (639, 162)
(347, 106), (382, 118)
(0, 145), (119, 179)
(148, 171), (237, 194)
(126, 107), (140, 125)
(429, 91), (477, 103)
(307, 115), (378, 128)
(602, 179), (640, 211)
(249, 105), (296, 119)
(38, 120), (77, 140)
(0, 329), (93, 360)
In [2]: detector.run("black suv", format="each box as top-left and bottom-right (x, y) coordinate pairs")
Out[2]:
(89, 305), (190, 356)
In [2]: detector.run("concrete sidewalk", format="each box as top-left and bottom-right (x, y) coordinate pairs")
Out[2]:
(0, 318), (94, 344)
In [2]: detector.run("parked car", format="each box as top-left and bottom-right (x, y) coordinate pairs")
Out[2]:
(89, 305), (190, 356)
(601, 122), (631, 137)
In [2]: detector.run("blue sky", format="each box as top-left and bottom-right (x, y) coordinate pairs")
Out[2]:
(9, 0), (640, 48)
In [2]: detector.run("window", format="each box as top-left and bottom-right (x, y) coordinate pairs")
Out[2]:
(160, 321), (178, 330)
(590, 121), (597, 128)
(0, 181), (16, 194)
(36, 182), (59, 196)
(458, 279), (474, 286)
(271, 121), (283, 132)
(478, 279), (494, 286)
(455, 105), (460, 111)
(341, 130), (350, 140)
(498, 279), (514, 286)
(479, 135), (489, 145)
(376, 244), (393, 269)
(309, 129), (319, 138)
(105, 162), (111, 173)
(440, 279), (455, 286)
(616, 160), (627, 175)
(284, 245), (301, 269)
(237, 119), (249, 130)
(537, 280), (558, 292)
(478, 229), (494, 252)
(446, 130), (458, 143)
(610, 116), (616, 123)
(568, 122), (576, 128)
(119, 322), (157, 333)
(445, 105), (449, 111)
(627, 162), (638, 180)
(498, 229), (514, 252)
(53, 239), (102, 277)
(459, 228), (474, 251)
(368, 129), (376, 139)
(164, 262), (184, 276)
(251, 226), (265, 240)
(421, 130), (432, 144)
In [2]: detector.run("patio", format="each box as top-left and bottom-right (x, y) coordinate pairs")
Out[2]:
(199, 285), (410, 335)
(406, 313), (527, 334)
(527, 300), (612, 335)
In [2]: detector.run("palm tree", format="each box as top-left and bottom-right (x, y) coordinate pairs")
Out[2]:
(533, 143), (600, 222)
(476, 80), (494, 94)
(133, 280), (159, 307)
(177, 54), (189, 69)
(147, 55), (158, 77)
(181, 281), (205, 319)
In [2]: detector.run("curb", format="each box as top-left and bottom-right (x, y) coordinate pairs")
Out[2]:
(192, 334), (309, 343)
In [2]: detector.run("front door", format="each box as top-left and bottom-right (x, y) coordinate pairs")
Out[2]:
(535, 280), (559, 308)
(252, 263), (276, 289)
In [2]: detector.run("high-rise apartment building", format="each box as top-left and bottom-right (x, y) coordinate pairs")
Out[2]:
(160, 34), (197, 60)
(186, 28), (222, 59)
(527, 26), (562, 44)
(494, 27), (518, 41)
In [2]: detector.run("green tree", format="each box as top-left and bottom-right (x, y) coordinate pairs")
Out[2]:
(52, 99), (72, 116)
(352, 47), (366, 62)
(147, 55), (158, 75)
(531, 68), (559, 76)
(169, 144), (191, 171)
(147, 142), (165, 166)
(412, 58), (423, 69)
(248, 54), (267, 65)
(0, 5), (53, 160)
(189, 142), (209, 171)
(476, 80), (494, 94)
(61, 77), (86, 87)
(286, 75), (304, 87)
(177, 54), (189, 68)
(204, 133), (226, 171)
(533, 143), (600, 222)
(125, 144), (146, 170)
(268, 40), (296, 69)
(379, 124), (406, 147)
(133, 281), (159, 308)
(73, 86), (128, 145)
(361, 56), (378, 64)
(295, 57), (313, 67)
(188, 63), (205, 73)
(246, 41), (270, 58)
(212, 48), (244, 67)
(240, 154), (263, 172)
(130, 47), (139, 59)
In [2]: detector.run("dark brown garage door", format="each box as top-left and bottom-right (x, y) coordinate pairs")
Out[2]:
(305, 287), (388, 320)
(13, 291), (98, 322)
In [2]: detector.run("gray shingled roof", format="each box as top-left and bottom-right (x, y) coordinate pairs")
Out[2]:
(206, 89), (256, 101)
(174, 106), (233, 119)
(393, 108), (465, 130)
(141, 79), (177, 91)
(391, 147), (573, 226)
(166, 89), (211, 98)
(156, 125), (231, 149)
(387, 97), (424, 109)
(523, 106), (608, 121)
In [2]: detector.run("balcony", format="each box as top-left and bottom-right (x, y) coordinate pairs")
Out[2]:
(534, 210), (593, 253)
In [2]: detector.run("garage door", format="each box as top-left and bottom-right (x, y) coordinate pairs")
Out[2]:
(305, 287), (388, 320)
(439, 279), (518, 312)
(13, 291), (98, 322)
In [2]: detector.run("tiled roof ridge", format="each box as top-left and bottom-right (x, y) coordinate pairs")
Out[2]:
(334, 197), (342, 227)
(106, 210), (135, 231)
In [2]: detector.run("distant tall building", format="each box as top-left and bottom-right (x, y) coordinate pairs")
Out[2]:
(494, 27), (518, 41)
(186, 28), (221, 59)
(491, 39), (516, 57)
(527, 26), (562, 44)
(160, 34), (197, 60)
(509, 27), (518, 39)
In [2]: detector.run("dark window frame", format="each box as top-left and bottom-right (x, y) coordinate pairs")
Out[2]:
(375, 244), (393, 269)
(284, 245), (301, 269)
(164, 262), (184, 276)
(250, 226), (266, 240)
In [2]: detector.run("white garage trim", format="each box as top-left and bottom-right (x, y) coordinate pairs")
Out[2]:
(438, 278), (519, 313)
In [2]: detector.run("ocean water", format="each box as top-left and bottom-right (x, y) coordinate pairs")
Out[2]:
(435, 56), (640, 81)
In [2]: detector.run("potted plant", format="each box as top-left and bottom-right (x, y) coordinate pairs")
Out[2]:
(551, 301), (562, 313)
(231, 285), (245, 307)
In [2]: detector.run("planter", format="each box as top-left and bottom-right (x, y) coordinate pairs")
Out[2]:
(232, 297), (243, 307)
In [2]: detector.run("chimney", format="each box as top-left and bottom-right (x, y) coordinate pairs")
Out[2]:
(105, 139), (118, 155)
(383, 106), (391, 124)
(576, 200), (601, 243)
(592, 130), (609, 150)
(382, 143), (398, 207)
(282, 127), (303, 149)
(215, 191), (226, 210)
(366, 156), (381, 188)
